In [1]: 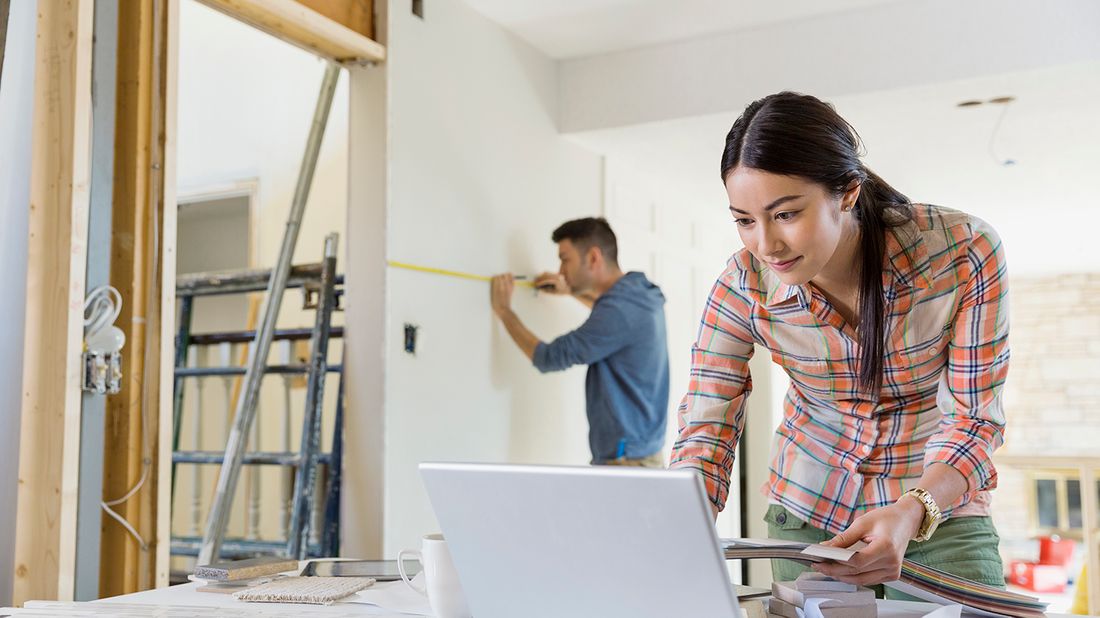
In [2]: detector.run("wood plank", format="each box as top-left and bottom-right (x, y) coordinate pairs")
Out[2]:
(155, 0), (181, 590)
(0, 0), (10, 84)
(138, 0), (174, 593)
(13, 0), (94, 605)
(197, 0), (384, 63)
(99, 0), (151, 594)
(1081, 466), (1100, 616)
(292, 0), (372, 40)
(99, 0), (170, 597)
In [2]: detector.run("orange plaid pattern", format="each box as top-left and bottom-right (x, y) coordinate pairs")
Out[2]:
(670, 205), (1009, 534)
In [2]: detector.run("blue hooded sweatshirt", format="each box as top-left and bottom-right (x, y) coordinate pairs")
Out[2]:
(532, 271), (669, 463)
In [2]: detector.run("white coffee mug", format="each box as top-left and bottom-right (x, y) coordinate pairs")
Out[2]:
(398, 533), (471, 618)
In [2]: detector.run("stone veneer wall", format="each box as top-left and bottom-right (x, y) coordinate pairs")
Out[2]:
(992, 274), (1100, 561)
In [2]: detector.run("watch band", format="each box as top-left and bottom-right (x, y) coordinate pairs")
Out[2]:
(902, 487), (942, 542)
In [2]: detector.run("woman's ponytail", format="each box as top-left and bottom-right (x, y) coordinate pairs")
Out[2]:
(852, 170), (909, 394)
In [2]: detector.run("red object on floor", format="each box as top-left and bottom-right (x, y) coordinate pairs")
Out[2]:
(1038, 536), (1075, 566)
(1008, 560), (1068, 593)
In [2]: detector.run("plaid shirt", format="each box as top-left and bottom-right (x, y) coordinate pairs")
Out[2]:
(670, 204), (1009, 535)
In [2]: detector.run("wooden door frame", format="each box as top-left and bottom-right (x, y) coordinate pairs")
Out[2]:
(15, 0), (386, 603)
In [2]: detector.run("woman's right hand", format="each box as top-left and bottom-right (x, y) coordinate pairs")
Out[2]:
(534, 272), (570, 295)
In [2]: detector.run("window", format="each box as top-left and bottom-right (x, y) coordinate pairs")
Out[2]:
(1030, 471), (1100, 539)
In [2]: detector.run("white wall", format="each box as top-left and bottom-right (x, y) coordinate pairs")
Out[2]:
(373, 0), (606, 557)
(0, 0), (38, 605)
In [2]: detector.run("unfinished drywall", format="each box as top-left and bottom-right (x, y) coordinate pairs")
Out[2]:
(0, 0), (37, 605)
(370, 0), (608, 556)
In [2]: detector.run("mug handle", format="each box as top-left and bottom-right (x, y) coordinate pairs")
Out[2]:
(397, 549), (426, 595)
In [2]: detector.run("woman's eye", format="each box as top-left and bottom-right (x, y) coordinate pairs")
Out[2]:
(776, 211), (798, 221)
(734, 218), (753, 227)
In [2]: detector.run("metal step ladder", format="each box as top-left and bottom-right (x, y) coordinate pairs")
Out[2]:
(170, 234), (344, 561)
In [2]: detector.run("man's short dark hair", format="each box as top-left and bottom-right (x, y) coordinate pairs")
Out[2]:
(551, 217), (618, 266)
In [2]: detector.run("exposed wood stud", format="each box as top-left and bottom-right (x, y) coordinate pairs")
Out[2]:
(14, 0), (95, 605)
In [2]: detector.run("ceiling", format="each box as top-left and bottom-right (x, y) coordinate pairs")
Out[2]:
(568, 61), (1100, 275)
(462, 0), (910, 59)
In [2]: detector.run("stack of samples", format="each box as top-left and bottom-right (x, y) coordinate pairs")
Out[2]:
(191, 556), (298, 594)
(770, 573), (876, 618)
(722, 539), (1048, 618)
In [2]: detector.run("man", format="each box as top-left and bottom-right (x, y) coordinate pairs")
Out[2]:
(490, 217), (669, 467)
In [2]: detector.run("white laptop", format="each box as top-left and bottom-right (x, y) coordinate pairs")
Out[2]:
(420, 462), (740, 618)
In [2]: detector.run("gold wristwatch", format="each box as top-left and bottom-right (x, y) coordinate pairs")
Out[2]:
(901, 487), (943, 542)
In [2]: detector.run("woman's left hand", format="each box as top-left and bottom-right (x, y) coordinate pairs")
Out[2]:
(812, 499), (925, 586)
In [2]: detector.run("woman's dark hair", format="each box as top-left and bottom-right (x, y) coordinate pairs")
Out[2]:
(720, 91), (911, 395)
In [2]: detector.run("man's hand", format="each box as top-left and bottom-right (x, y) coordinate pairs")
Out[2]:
(490, 274), (515, 317)
(812, 499), (924, 586)
(533, 272), (570, 295)
(490, 273), (541, 360)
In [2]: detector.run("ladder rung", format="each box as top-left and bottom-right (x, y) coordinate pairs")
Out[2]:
(170, 537), (323, 558)
(187, 326), (344, 346)
(176, 263), (344, 297)
(173, 451), (333, 466)
(174, 364), (343, 378)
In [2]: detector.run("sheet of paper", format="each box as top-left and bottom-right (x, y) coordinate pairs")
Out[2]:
(920, 604), (962, 618)
(799, 544), (857, 562)
(348, 576), (433, 616)
(883, 580), (1007, 618)
(723, 538), (807, 548)
(802, 597), (828, 618)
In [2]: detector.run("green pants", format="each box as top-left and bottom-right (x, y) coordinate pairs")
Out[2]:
(764, 504), (1005, 600)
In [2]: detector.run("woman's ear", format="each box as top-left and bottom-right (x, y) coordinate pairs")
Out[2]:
(841, 179), (862, 212)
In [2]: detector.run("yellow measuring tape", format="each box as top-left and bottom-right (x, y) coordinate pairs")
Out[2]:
(387, 261), (536, 287)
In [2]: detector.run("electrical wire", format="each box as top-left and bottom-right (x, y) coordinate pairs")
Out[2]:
(83, 285), (122, 337)
(100, 195), (160, 553)
(82, 283), (149, 548)
(102, 495), (147, 550)
(988, 99), (1017, 167)
(86, 283), (150, 550)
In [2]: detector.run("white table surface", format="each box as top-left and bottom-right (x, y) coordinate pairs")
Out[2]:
(2, 580), (1088, 617)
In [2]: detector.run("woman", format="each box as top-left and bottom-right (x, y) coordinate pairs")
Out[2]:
(669, 92), (1008, 595)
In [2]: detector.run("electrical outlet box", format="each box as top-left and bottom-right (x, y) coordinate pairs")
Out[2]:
(82, 350), (122, 394)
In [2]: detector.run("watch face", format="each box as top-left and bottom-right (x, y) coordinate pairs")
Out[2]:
(920, 511), (942, 541)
